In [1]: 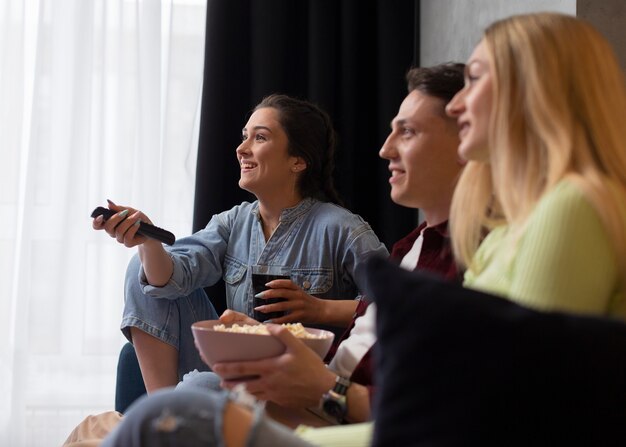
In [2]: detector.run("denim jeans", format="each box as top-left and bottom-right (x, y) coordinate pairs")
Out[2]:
(177, 369), (223, 392)
(121, 254), (220, 379)
(101, 388), (314, 447)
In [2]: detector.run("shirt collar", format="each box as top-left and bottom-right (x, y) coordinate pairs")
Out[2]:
(252, 197), (317, 223)
(417, 219), (450, 238)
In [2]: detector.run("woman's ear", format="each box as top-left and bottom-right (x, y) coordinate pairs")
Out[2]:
(292, 157), (307, 173)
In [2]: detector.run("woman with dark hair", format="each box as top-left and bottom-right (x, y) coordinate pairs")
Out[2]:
(92, 94), (388, 392)
(255, 95), (343, 206)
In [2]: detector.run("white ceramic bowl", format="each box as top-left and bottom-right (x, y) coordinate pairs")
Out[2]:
(191, 320), (335, 371)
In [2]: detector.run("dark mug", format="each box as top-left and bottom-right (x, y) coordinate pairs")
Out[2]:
(251, 265), (291, 322)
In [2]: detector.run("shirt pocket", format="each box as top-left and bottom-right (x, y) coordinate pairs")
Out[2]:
(223, 255), (247, 285)
(291, 268), (333, 295)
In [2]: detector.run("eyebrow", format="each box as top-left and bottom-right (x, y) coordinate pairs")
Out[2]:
(390, 118), (407, 129)
(242, 125), (273, 133)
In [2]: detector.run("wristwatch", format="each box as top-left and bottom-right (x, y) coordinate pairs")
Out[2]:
(321, 375), (351, 423)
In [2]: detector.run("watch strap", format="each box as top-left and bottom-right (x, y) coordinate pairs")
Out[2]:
(332, 375), (351, 395)
(321, 375), (351, 424)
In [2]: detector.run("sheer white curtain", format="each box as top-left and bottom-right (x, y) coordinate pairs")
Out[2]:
(0, 0), (206, 444)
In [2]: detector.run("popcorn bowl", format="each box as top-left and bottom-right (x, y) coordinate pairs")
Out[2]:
(191, 320), (335, 373)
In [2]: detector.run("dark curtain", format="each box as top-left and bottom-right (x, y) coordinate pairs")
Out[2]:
(194, 0), (420, 313)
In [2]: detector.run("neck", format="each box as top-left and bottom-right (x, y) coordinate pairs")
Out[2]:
(257, 193), (303, 239)
(420, 205), (450, 228)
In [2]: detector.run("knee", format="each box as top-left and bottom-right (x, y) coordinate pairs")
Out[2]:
(106, 388), (229, 446)
(177, 370), (222, 392)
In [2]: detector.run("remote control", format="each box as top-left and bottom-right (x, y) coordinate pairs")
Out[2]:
(91, 206), (176, 245)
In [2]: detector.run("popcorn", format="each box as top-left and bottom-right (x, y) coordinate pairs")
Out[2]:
(212, 322), (327, 339)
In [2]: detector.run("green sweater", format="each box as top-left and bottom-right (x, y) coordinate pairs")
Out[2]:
(464, 180), (625, 320)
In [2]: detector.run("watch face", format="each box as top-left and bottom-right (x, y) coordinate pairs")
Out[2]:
(322, 391), (347, 421)
(323, 399), (343, 418)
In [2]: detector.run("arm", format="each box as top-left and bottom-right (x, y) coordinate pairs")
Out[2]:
(137, 240), (173, 287)
(139, 206), (242, 298)
(213, 326), (372, 422)
(343, 380), (371, 423)
(318, 299), (359, 327)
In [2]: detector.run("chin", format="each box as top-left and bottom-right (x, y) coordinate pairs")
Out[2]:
(390, 190), (408, 207)
(393, 197), (419, 209)
(459, 141), (489, 162)
(238, 179), (254, 193)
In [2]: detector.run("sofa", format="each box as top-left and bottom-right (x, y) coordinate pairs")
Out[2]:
(115, 256), (626, 446)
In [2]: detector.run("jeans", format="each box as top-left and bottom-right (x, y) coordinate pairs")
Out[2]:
(101, 388), (314, 447)
(177, 369), (223, 392)
(121, 254), (220, 379)
(115, 342), (147, 414)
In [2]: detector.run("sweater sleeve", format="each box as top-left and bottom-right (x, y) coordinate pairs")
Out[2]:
(508, 182), (618, 315)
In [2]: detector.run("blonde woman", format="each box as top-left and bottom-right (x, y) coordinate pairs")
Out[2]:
(446, 12), (626, 319)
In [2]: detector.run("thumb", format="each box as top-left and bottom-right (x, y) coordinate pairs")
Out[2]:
(219, 309), (236, 323)
(220, 309), (258, 325)
(266, 324), (304, 352)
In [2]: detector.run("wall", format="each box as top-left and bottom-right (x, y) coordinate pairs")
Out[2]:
(577, 0), (626, 72)
(420, 0), (576, 66)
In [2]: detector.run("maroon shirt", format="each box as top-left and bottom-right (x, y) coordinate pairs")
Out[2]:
(329, 220), (459, 397)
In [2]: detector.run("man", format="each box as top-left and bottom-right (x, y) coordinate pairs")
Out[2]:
(182, 62), (466, 424)
(65, 63), (466, 445)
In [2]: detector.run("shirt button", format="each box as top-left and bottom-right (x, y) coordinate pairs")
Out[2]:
(302, 280), (312, 290)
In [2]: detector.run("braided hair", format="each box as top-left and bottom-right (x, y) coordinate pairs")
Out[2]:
(254, 94), (343, 206)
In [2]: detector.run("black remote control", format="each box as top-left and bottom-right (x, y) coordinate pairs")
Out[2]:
(91, 206), (176, 245)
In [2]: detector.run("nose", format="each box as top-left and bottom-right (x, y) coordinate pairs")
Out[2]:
(236, 139), (249, 158)
(445, 89), (465, 118)
(379, 132), (397, 160)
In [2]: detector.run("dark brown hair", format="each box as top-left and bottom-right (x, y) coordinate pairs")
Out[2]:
(254, 94), (343, 205)
(406, 63), (465, 110)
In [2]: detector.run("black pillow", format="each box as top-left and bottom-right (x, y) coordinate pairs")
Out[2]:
(364, 256), (626, 447)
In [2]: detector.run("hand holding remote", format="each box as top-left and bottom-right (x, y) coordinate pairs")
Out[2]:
(91, 206), (176, 245)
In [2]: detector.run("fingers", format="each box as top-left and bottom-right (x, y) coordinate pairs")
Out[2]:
(113, 211), (134, 243)
(112, 211), (145, 246)
(92, 214), (106, 230)
(264, 279), (298, 289)
(220, 310), (259, 325)
(254, 290), (311, 316)
(213, 359), (271, 381)
(266, 325), (304, 352)
(92, 200), (122, 230)
(255, 288), (299, 305)
(253, 281), (324, 323)
(94, 203), (151, 247)
(221, 378), (267, 401)
(263, 313), (298, 324)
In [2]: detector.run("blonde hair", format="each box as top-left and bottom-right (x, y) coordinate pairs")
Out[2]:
(451, 13), (626, 281)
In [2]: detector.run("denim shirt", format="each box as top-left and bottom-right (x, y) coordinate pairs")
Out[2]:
(139, 198), (389, 316)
